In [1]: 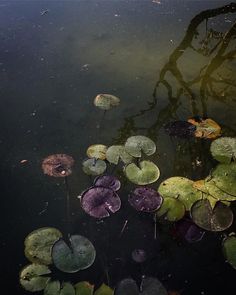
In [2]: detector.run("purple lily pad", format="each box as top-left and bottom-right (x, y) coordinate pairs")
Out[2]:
(80, 187), (121, 218)
(94, 175), (121, 191)
(174, 219), (205, 243)
(131, 249), (147, 263)
(164, 121), (196, 138)
(128, 187), (163, 212)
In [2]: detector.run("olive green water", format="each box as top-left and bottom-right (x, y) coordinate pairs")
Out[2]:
(1, 1), (236, 294)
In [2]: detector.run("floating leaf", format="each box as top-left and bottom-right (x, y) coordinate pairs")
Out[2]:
(94, 94), (120, 110)
(94, 284), (114, 295)
(82, 158), (107, 176)
(125, 161), (160, 185)
(24, 227), (63, 265)
(106, 145), (133, 165)
(52, 235), (96, 273)
(164, 121), (196, 138)
(222, 235), (236, 269)
(210, 137), (236, 164)
(86, 145), (107, 160)
(174, 219), (205, 243)
(42, 154), (74, 177)
(44, 281), (75, 295)
(190, 199), (233, 231)
(114, 278), (139, 295)
(158, 177), (201, 210)
(156, 197), (185, 222)
(125, 136), (156, 157)
(204, 178), (236, 202)
(187, 118), (221, 139)
(80, 187), (121, 218)
(19, 263), (51, 292)
(131, 249), (147, 263)
(128, 187), (162, 212)
(74, 282), (94, 295)
(93, 175), (121, 191)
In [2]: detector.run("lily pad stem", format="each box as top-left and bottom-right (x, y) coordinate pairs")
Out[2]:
(64, 176), (71, 241)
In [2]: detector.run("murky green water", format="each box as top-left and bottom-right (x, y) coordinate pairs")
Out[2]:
(1, 1), (236, 294)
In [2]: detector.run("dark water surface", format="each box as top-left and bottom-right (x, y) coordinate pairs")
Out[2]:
(1, 0), (236, 294)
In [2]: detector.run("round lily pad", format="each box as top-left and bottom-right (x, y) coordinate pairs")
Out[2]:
(106, 145), (133, 165)
(94, 94), (120, 110)
(158, 177), (201, 210)
(19, 263), (51, 292)
(174, 219), (205, 243)
(204, 178), (236, 202)
(156, 197), (185, 222)
(124, 136), (156, 157)
(114, 278), (139, 295)
(44, 281), (75, 295)
(80, 187), (121, 218)
(82, 158), (107, 176)
(52, 235), (96, 273)
(187, 118), (221, 139)
(86, 144), (107, 160)
(222, 235), (236, 269)
(24, 227), (63, 265)
(210, 137), (236, 164)
(164, 120), (196, 138)
(128, 187), (162, 212)
(42, 154), (74, 177)
(190, 199), (233, 231)
(125, 161), (160, 185)
(94, 175), (121, 191)
(74, 281), (94, 295)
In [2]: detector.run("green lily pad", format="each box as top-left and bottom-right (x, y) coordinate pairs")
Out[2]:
(94, 284), (114, 295)
(86, 145), (107, 160)
(190, 199), (233, 231)
(124, 136), (156, 157)
(19, 263), (51, 292)
(158, 177), (202, 211)
(156, 197), (185, 222)
(210, 137), (236, 164)
(52, 235), (96, 273)
(125, 161), (160, 185)
(222, 235), (236, 269)
(82, 159), (107, 176)
(74, 282), (94, 295)
(210, 163), (236, 196)
(106, 145), (133, 165)
(94, 94), (120, 110)
(204, 178), (236, 202)
(24, 227), (63, 265)
(44, 281), (75, 295)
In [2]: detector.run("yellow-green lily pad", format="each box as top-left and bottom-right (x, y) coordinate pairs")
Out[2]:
(94, 94), (120, 110)
(156, 197), (185, 222)
(74, 281), (94, 295)
(86, 145), (107, 160)
(124, 136), (156, 157)
(44, 281), (75, 295)
(210, 137), (236, 164)
(222, 235), (236, 270)
(125, 161), (160, 185)
(94, 284), (114, 295)
(106, 145), (133, 165)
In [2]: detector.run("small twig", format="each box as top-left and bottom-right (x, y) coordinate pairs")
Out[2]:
(119, 220), (128, 238)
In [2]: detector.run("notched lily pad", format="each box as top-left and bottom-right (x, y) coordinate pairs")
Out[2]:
(24, 227), (63, 265)
(128, 187), (162, 212)
(188, 118), (221, 139)
(106, 145), (133, 165)
(125, 161), (160, 185)
(222, 235), (236, 269)
(125, 136), (156, 157)
(164, 120), (196, 138)
(19, 263), (51, 292)
(190, 199), (233, 231)
(156, 197), (185, 222)
(94, 175), (121, 191)
(52, 235), (96, 273)
(94, 94), (120, 110)
(44, 281), (75, 295)
(86, 145), (107, 160)
(80, 187), (121, 218)
(42, 154), (74, 177)
(82, 158), (107, 176)
(210, 137), (236, 164)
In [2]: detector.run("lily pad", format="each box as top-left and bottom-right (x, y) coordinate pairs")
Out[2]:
(52, 235), (96, 273)
(131, 249), (147, 263)
(187, 118), (221, 139)
(93, 175), (121, 191)
(128, 187), (162, 212)
(44, 281), (75, 295)
(156, 197), (185, 222)
(86, 145), (107, 160)
(210, 137), (236, 164)
(24, 227), (63, 265)
(74, 282), (94, 295)
(204, 178), (236, 202)
(94, 94), (120, 110)
(222, 235), (236, 269)
(94, 284), (114, 295)
(174, 219), (205, 243)
(125, 161), (160, 185)
(164, 121), (196, 138)
(124, 136), (156, 157)
(42, 154), (74, 177)
(82, 158), (107, 176)
(106, 145), (133, 165)
(114, 277), (167, 295)
(158, 177), (201, 210)
(190, 199), (233, 231)
(19, 263), (51, 292)
(80, 187), (121, 218)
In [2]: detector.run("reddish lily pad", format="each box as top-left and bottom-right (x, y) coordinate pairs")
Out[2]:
(42, 154), (74, 177)
(94, 175), (121, 191)
(187, 118), (221, 139)
(174, 219), (205, 243)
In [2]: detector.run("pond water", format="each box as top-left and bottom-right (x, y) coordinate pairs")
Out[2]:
(1, 0), (236, 294)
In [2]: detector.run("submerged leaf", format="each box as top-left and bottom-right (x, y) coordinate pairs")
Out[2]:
(222, 235), (236, 269)
(188, 118), (221, 139)
(210, 137), (236, 164)
(106, 145), (133, 165)
(174, 219), (205, 243)
(156, 197), (185, 222)
(93, 175), (121, 191)
(94, 94), (120, 110)
(131, 249), (147, 263)
(125, 135), (156, 157)
(125, 161), (160, 185)
(86, 145), (107, 160)
(52, 235), (96, 273)
(164, 121), (196, 138)
(82, 158), (107, 176)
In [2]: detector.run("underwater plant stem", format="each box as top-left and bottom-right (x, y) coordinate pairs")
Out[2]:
(154, 213), (157, 240)
(119, 219), (128, 238)
(64, 176), (71, 240)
